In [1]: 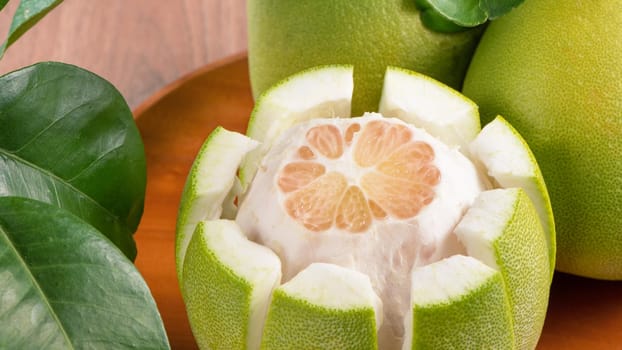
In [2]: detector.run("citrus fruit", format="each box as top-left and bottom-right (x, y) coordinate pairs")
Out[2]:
(177, 66), (554, 349)
(247, 0), (483, 115)
(462, 0), (622, 279)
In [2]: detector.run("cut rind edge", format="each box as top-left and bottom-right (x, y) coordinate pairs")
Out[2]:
(261, 263), (382, 350)
(468, 115), (556, 278)
(175, 127), (259, 280)
(182, 219), (282, 350)
(378, 66), (481, 152)
(403, 254), (515, 350)
(454, 188), (550, 350)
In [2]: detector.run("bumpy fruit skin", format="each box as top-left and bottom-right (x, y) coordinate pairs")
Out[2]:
(247, 0), (482, 115)
(463, 0), (622, 279)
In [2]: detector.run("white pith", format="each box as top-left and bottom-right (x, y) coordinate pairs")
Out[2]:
(176, 128), (259, 278)
(279, 263), (383, 327)
(469, 117), (553, 264)
(409, 255), (498, 305)
(241, 66), (354, 189)
(378, 67), (480, 152)
(195, 219), (282, 350)
(402, 255), (500, 350)
(179, 66), (552, 350)
(236, 113), (489, 348)
(454, 189), (519, 270)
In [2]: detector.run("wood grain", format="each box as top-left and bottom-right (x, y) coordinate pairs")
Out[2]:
(0, 0), (247, 109)
(134, 54), (251, 349)
(134, 55), (622, 349)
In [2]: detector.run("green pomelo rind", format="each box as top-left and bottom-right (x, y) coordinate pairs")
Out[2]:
(462, 0), (622, 279)
(405, 255), (514, 349)
(182, 219), (281, 350)
(175, 127), (258, 280)
(247, 0), (483, 115)
(240, 65), (353, 188)
(378, 66), (480, 151)
(261, 263), (379, 350)
(469, 116), (556, 278)
(455, 188), (550, 350)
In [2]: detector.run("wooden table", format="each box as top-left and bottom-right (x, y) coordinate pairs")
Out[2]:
(0, 0), (247, 109)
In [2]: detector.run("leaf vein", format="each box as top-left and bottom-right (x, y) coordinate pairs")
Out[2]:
(0, 224), (74, 349)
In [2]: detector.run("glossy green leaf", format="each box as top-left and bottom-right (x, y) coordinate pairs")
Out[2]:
(0, 197), (170, 349)
(416, 0), (525, 32)
(0, 62), (146, 260)
(0, 0), (63, 57)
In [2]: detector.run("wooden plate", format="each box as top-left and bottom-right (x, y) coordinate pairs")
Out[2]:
(133, 53), (622, 349)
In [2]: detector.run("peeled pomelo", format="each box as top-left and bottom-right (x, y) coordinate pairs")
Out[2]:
(462, 0), (622, 279)
(247, 0), (483, 115)
(177, 66), (554, 349)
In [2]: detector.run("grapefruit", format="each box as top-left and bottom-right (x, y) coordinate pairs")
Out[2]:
(247, 0), (483, 115)
(177, 66), (554, 349)
(462, 0), (622, 279)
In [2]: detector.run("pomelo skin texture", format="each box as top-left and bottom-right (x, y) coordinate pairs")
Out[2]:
(462, 0), (622, 279)
(247, 0), (483, 116)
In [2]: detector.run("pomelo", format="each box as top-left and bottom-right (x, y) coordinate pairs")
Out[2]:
(177, 66), (554, 349)
(462, 0), (622, 279)
(247, 0), (483, 115)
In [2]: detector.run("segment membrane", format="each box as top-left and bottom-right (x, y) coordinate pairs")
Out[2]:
(284, 172), (347, 231)
(336, 186), (373, 233)
(354, 120), (412, 167)
(306, 124), (344, 159)
(278, 162), (326, 193)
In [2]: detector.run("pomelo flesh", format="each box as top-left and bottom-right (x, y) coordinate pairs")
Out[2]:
(462, 0), (622, 279)
(177, 66), (554, 349)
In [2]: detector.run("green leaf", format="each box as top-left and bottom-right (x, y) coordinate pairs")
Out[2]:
(416, 0), (525, 32)
(0, 197), (170, 349)
(0, 62), (147, 260)
(481, 0), (525, 19)
(0, 0), (9, 12)
(0, 0), (63, 57)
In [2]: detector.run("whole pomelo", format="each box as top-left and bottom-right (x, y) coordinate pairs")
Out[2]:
(247, 0), (482, 115)
(463, 0), (622, 279)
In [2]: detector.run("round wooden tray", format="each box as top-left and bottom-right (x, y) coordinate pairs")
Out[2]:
(133, 53), (622, 349)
